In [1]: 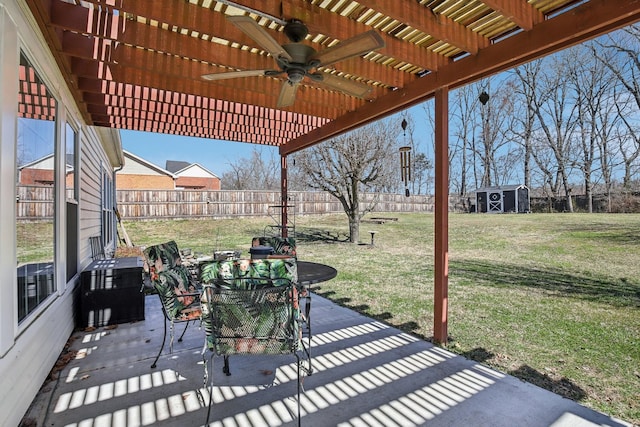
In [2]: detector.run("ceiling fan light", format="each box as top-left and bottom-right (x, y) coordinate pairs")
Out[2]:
(287, 68), (306, 83)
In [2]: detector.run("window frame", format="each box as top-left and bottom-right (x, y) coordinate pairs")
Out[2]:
(65, 121), (79, 283)
(101, 165), (116, 252)
(15, 49), (59, 324)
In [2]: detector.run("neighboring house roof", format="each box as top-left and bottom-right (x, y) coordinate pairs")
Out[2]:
(19, 153), (75, 172)
(121, 150), (175, 178)
(165, 160), (191, 173)
(172, 163), (219, 179)
(19, 153), (62, 169)
(19, 154), (53, 170)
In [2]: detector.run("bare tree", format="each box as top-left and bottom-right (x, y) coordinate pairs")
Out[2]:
(566, 44), (616, 212)
(594, 25), (640, 189)
(293, 119), (399, 243)
(412, 152), (433, 195)
(511, 60), (544, 189)
(595, 25), (640, 111)
(475, 80), (517, 187)
(448, 85), (478, 194)
(517, 53), (579, 211)
(221, 147), (279, 190)
(613, 95), (640, 188)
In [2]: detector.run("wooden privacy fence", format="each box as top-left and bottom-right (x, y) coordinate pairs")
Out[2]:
(16, 187), (467, 220)
(116, 190), (467, 219)
(16, 186), (54, 219)
(17, 186), (640, 219)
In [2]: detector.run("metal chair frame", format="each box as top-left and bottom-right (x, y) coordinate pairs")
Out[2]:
(89, 235), (105, 260)
(150, 288), (200, 369)
(143, 241), (202, 369)
(201, 279), (309, 426)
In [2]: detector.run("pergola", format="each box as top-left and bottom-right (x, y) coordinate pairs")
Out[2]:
(26, 0), (640, 343)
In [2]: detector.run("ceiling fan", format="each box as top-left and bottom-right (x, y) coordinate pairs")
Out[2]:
(202, 15), (385, 107)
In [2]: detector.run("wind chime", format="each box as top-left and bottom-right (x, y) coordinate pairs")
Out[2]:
(399, 118), (412, 197)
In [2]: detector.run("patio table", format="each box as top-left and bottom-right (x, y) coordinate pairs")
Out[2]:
(297, 260), (337, 287)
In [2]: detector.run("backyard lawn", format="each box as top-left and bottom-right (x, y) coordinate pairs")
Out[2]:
(124, 212), (640, 425)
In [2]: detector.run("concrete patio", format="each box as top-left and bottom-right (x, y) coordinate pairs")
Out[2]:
(23, 292), (629, 427)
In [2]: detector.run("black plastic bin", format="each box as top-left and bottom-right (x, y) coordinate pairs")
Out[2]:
(78, 257), (144, 328)
(249, 245), (273, 259)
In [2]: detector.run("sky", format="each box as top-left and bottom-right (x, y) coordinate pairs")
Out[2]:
(121, 129), (280, 176)
(120, 105), (429, 177)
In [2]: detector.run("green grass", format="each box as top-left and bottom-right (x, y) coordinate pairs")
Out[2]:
(123, 213), (640, 424)
(17, 221), (54, 264)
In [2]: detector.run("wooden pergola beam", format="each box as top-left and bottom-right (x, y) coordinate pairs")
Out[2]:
(280, 0), (640, 156)
(433, 87), (449, 344)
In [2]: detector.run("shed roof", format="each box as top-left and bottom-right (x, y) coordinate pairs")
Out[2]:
(474, 184), (528, 193)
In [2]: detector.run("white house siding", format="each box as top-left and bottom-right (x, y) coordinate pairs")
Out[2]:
(0, 2), (123, 426)
(120, 152), (171, 176)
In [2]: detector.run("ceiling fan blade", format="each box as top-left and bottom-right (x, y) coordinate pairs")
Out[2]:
(201, 69), (270, 81)
(310, 30), (385, 67)
(277, 81), (298, 107)
(319, 73), (373, 98)
(215, 0), (287, 26)
(228, 15), (292, 62)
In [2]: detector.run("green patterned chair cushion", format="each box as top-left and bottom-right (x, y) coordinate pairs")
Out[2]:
(155, 267), (201, 320)
(144, 240), (182, 279)
(251, 236), (297, 259)
(199, 258), (298, 289)
(200, 258), (300, 353)
(144, 240), (201, 320)
(201, 284), (300, 354)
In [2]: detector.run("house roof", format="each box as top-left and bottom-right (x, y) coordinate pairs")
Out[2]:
(121, 150), (176, 177)
(24, 1), (640, 155)
(172, 163), (219, 179)
(165, 160), (192, 174)
(18, 153), (75, 171)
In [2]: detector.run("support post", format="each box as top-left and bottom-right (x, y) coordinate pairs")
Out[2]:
(280, 155), (288, 238)
(434, 87), (449, 344)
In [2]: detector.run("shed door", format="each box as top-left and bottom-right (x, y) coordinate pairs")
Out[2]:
(476, 192), (488, 213)
(488, 191), (502, 213)
(503, 190), (516, 212)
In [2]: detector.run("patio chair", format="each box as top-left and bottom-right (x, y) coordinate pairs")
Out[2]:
(89, 235), (105, 260)
(143, 240), (202, 368)
(248, 238), (313, 355)
(199, 257), (311, 368)
(200, 277), (307, 426)
(251, 236), (297, 259)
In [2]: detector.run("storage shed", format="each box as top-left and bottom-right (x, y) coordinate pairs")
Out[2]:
(475, 185), (530, 213)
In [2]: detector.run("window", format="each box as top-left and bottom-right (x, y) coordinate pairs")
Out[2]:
(16, 51), (57, 322)
(66, 123), (78, 281)
(66, 123), (77, 201)
(102, 167), (115, 251)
